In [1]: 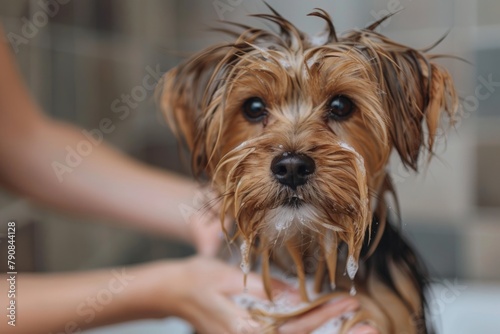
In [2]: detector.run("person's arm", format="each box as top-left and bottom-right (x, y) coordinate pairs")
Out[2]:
(1, 262), (166, 334)
(0, 257), (363, 334)
(0, 26), (218, 254)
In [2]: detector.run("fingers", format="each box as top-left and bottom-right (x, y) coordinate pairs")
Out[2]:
(348, 325), (380, 334)
(241, 273), (303, 303)
(180, 258), (265, 334)
(232, 271), (270, 299)
(186, 257), (376, 334)
(188, 207), (219, 256)
(187, 186), (232, 257)
(195, 220), (224, 256)
(279, 297), (360, 334)
(212, 293), (263, 334)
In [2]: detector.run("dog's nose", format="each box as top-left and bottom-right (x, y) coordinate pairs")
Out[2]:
(271, 153), (315, 190)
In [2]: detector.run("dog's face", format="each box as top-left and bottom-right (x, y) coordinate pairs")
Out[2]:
(159, 10), (457, 282)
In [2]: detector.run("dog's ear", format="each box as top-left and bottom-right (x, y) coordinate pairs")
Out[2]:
(352, 32), (458, 171)
(157, 45), (231, 173)
(381, 49), (458, 171)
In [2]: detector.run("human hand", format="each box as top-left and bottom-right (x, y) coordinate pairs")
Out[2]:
(153, 256), (368, 334)
(185, 203), (226, 256)
(278, 300), (380, 334)
(347, 324), (380, 334)
(181, 187), (229, 256)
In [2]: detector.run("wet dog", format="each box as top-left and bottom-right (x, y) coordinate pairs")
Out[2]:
(158, 6), (457, 333)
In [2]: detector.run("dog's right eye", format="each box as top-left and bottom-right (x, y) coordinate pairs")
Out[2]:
(243, 97), (267, 122)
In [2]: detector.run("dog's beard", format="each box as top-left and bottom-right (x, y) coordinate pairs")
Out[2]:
(213, 134), (371, 292)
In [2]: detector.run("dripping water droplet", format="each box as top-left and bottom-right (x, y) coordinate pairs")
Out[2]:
(240, 241), (250, 274)
(240, 263), (250, 274)
(350, 284), (357, 296)
(346, 255), (359, 280)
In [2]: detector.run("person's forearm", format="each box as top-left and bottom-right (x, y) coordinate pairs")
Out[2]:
(1, 120), (199, 243)
(0, 261), (181, 334)
(0, 29), (202, 244)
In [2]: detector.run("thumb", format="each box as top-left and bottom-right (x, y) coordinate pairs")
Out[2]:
(195, 214), (233, 257)
(230, 272), (299, 302)
(195, 219), (225, 256)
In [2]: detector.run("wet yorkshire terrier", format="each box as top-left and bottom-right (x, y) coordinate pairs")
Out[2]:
(158, 5), (458, 334)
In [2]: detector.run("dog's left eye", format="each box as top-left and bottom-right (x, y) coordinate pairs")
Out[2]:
(328, 95), (355, 121)
(243, 97), (267, 122)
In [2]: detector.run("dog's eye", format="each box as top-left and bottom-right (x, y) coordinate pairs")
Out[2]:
(243, 97), (267, 122)
(328, 95), (354, 121)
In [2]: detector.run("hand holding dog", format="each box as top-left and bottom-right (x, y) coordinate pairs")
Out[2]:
(154, 256), (378, 334)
